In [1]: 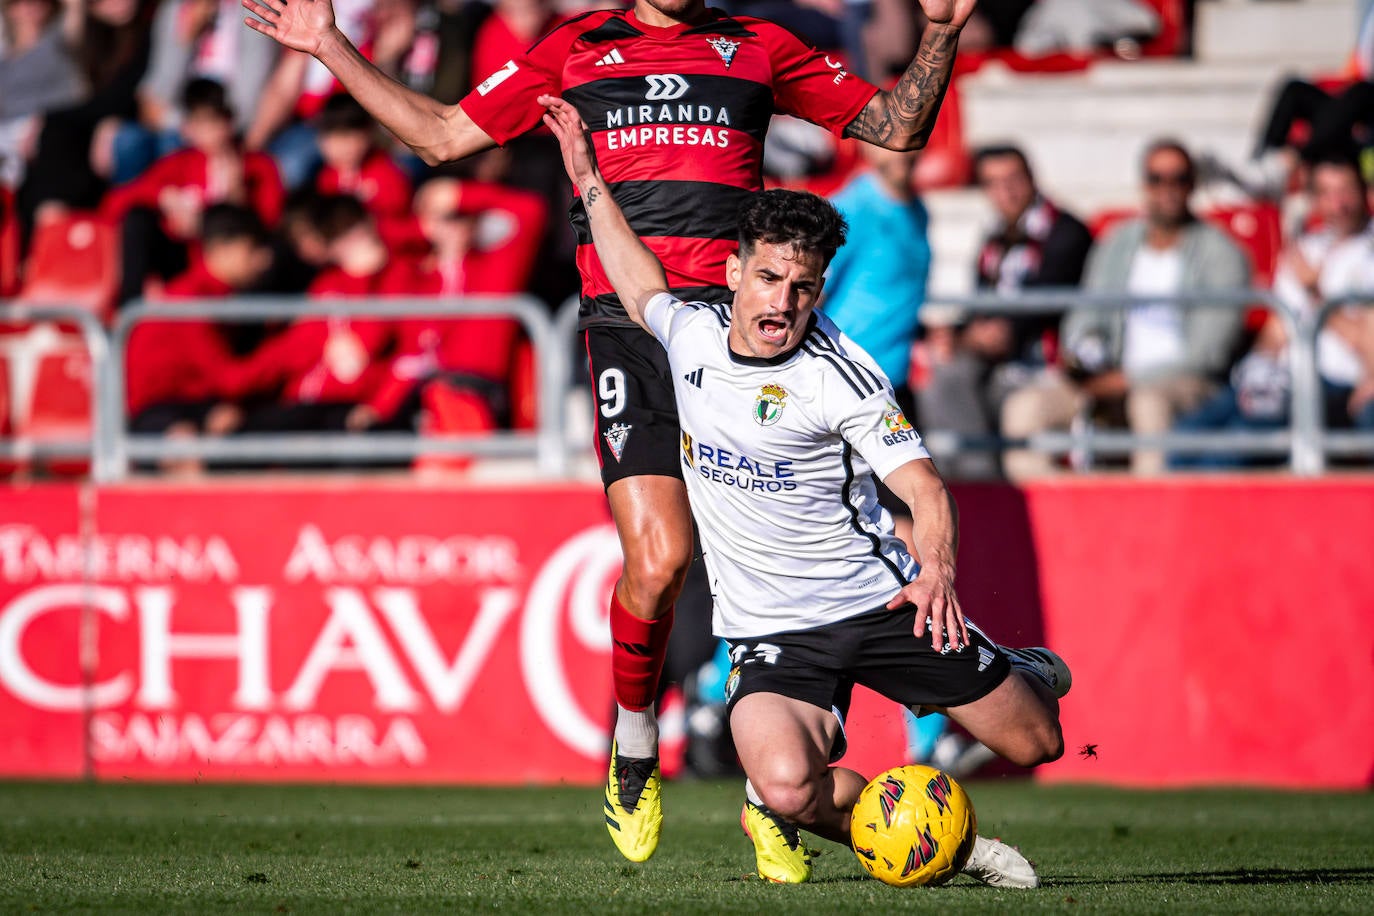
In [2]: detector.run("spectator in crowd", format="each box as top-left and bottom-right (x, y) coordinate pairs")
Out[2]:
(917, 306), (1014, 480)
(245, 0), (426, 188)
(0, 0), (87, 188)
(1001, 139), (1251, 478)
(469, 0), (566, 94)
(1177, 152), (1374, 466)
(313, 93), (413, 233)
(822, 142), (930, 411)
(127, 0), (279, 180)
(229, 194), (411, 434)
(15, 0), (154, 234)
(124, 204), (273, 472)
(366, 175), (547, 430)
(919, 145), (1093, 478)
(1240, 1), (1374, 197)
(103, 78), (284, 304)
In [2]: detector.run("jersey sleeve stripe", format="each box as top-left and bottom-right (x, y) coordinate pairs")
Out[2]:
(839, 442), (909, 588)
(808, 330), (886, 391)
(803, 340), (876, 398)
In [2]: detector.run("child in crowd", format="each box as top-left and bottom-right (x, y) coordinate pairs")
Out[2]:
(124, 204), (273, 472)
(228, 194), (416, 433)
(312, 94), (413, 238)
(103, 78), (283, 304)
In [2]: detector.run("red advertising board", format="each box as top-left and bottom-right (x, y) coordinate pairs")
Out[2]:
(2, 477), (1371, 788)
(0, 481), (905, 783)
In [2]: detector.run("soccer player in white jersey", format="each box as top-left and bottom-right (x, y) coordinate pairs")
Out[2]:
(542, 95), (1070, 886)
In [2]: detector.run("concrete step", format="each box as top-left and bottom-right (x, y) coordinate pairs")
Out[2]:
(958, 59), (1288, 214)
(1195, 0), (1357, 69)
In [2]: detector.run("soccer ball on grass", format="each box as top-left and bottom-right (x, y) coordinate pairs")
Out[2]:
(850, 764), (977, 887)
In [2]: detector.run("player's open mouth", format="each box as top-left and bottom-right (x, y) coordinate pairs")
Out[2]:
(757, 318), (789, 343)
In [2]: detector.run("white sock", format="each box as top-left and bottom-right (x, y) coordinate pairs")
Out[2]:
(613, 705), (659, 759)
(745, 779), (764, 807)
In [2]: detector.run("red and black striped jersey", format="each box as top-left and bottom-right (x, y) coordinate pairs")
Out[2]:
(459, 8), (879, 328)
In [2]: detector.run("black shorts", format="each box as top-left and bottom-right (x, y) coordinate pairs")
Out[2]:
(723, 604), (1011, 720)
(584, 324), (685, 488)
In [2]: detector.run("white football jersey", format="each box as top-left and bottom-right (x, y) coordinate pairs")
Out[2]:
(643, 293), (931, 639)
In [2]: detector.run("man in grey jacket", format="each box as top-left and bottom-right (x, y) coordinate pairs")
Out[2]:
(1001, 139), (1251, 477)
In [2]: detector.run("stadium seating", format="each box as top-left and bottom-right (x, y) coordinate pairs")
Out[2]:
(18, 213), (120, 321)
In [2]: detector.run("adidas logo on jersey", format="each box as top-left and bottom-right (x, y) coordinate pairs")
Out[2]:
(682, 368), (704, 388)
(595, 48), (626, 66)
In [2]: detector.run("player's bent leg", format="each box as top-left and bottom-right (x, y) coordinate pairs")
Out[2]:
(602, 475), (694, 863)
(731, 692), (847, 882)
(943, 671), (1064, 769)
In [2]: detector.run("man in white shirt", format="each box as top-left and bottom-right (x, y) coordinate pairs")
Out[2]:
(540, 95), (1068, 887)
(1002, 139), (1251, 477)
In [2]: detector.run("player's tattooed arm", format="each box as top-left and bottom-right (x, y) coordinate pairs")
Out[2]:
(844, 0), (975, 150)
(539, 94), (669, 325)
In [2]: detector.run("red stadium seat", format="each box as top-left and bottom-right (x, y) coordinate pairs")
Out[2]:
(0, 351), (11, 436)
(1139, 0), (1186, 58)
(414, 379), (497, 474)
(1088, 208), (1138, 239)
(0, 187), (19, 298)
(1204, 202), (1282, 287)
(18, 213), (120, 321)
(17, 342), (94, 476)
(509, 334), (538, 431)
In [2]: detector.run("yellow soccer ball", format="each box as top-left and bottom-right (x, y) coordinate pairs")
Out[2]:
(850, 764), (977, 887)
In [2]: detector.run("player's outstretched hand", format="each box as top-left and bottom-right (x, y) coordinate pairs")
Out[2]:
(539, 95), (598, 188)
(919, 0), (978, 29)
(888, 567), (969, 654)
(243, 0), (336, 56)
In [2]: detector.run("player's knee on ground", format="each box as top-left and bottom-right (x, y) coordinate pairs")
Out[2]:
(1002, 715), (1064, 767)
(755, 778), (823, 827)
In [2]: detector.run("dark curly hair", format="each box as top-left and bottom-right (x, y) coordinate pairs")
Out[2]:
(737, 189), (848, 268)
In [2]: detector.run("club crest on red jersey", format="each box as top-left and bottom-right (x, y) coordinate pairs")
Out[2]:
(706, 37), (740, 69)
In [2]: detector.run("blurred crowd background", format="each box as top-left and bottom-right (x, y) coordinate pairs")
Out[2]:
(2, 0), (1372, 479)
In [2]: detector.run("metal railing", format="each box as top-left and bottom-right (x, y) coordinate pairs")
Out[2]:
(106, 295), (569, 479)
(554, 286), (1340, 473)
(3, 288), (1370, 481)
(0, 305), (112, 478)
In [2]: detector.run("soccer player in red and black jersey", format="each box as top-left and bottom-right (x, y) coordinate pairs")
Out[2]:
(241, 0), (1018, 881)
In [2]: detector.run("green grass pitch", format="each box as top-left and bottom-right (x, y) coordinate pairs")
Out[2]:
(1, 780), (1371, 914)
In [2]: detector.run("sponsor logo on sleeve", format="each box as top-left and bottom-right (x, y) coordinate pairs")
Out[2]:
(476, 60), (519, 96)
(881, 403), (919, 446)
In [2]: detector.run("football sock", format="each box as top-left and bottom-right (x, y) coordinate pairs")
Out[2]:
(614, 705), (659, 760)
(745, 779), (764, 807)
(609, 592), (673, 712)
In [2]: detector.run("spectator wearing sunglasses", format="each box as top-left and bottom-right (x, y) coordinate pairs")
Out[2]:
(1002, 139), (1251, 478)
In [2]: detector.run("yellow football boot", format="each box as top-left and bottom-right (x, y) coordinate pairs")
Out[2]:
(603, 740), (662, 862)
(740, 800), (813, 883)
